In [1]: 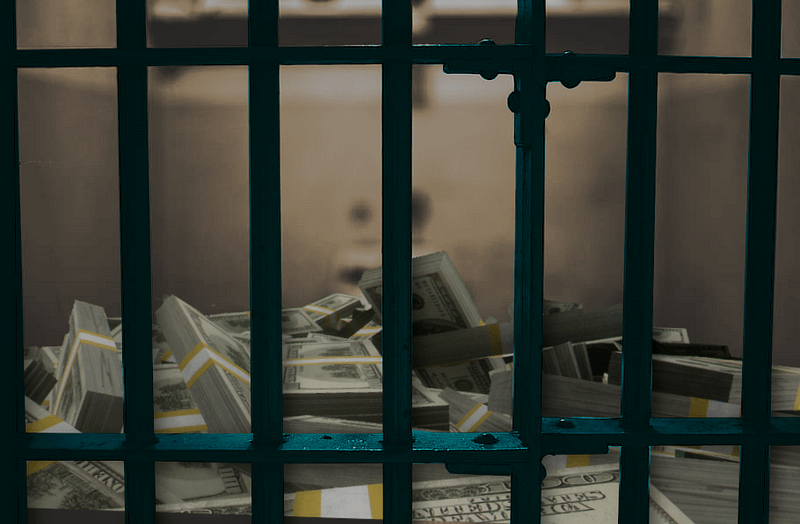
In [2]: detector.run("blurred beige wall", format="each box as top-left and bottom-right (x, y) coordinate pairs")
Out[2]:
(16, 0), (800, 368)
(16, 0), (116, 48)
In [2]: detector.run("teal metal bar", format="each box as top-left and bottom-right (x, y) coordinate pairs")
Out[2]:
(382, 2), (413, 522)
(248, 1), (284, 523)
(248, 0), (282, 448)
(248, 59), (284, 524)
(6, 3), (793, 524)
(511, 0), (545, 522)
(248, 36), (284, 448)
(737, 1), (781, 522)
(117, 63), (155, 444)
(381, 58), (414, 452)
(10, 46), (800, 76)
(382, 0), (411, 47)
(15, 458), (25, 524)
(619, 0), (658, 522)
(7, 45), (530, 67)
(381, 60), (414, 519)
(5, 3), (26, 522)
(24, 417), (800, 461)
(116, 0), (156, 523)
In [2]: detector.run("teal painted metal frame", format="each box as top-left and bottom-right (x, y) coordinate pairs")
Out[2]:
(4, 0), (795, 523)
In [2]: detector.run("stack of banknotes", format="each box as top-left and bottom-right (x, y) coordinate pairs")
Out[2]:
(23, 250), (797, 523)
(23, 345), (59, 405)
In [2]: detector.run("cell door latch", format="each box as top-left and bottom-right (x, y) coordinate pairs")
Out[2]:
(444, 41), (616, 119)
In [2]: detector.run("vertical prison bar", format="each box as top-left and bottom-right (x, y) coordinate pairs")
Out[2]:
(382, 0), (414, 522)
(116, 1), (157, 523)
(738, 0), (782, 522)
(6, 0), (27, 521)
(249, 1), (284, 522)
(510, 0), (546, 522)
(6, 3), (795, 524)
(619, 0), (659, 522)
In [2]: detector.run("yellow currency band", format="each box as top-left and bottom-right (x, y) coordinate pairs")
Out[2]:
(303, 305), (337, 327)
(154, 408), (209, 433)
(26, 414), (66, 434)
(457, 403), (493, 432)
(294, 489), (322, 517)
(457, 403), (483, 428)
(27, 461), (56, 477)
(794, 380), (800, 411)
(487, 323), (504, 356)
(369, 484), (383, 519)
(304, 305), (335, 315)
(566, 455), (591, 468)
(162, 349), (173, 362)
(293, 484), (383, 519)
(470, 410), (493, 432)
(351, 326), (382, 338)
(179, 343), (251, 389)
(154, 408), (203, 419)
(689, 397), (709, 418)
(53, 329), (118, 414)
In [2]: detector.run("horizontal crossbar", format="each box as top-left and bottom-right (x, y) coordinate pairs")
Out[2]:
(18, 418), (800, 463)
(5, 46), (800, 76)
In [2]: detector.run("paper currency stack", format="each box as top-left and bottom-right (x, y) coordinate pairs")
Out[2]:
(51, 301), (124, 433)
(359, 251), (483, 334)
(155, 295), (254, 433)
(22, 251), (800, 522)
(23, 346), (59, 405)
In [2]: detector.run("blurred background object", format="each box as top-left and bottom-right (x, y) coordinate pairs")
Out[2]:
(16, 0), (800, 368)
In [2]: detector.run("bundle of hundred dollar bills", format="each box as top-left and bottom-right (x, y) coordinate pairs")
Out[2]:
(23, 251), (800, 523)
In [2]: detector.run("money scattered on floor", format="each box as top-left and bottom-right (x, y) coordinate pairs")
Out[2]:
(25, 251), (792, 523)
(284, 464), (697, 523)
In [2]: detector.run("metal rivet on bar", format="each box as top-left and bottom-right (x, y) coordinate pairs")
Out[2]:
(473, 433), (499, 445)
(559, 51), (582, 89)
(507, 91), (550, 119)
(556, 419), (575, 429)
(506, 91), (521, 113)
(478, 39), (499, 80)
